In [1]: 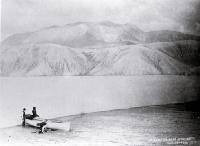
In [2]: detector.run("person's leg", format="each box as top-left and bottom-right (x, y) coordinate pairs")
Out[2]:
(22, 118), (25, 127)
(41, 125), (47, 133)
(38, 122), (47, 133)
(22, 108), (26, 127)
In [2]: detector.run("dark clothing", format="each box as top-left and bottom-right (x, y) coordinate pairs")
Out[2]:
(37, 122), (47, 127)
(37, 122), (47, 133)
(22, 111), (26, 126)
(25, 114), (35, 120)
(25, 110), (39, 120)
(23, 108), (39, 124)
(32, 109), (39, 118)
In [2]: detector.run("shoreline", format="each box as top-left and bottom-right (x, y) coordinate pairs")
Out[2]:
(1, 101), (200, 146)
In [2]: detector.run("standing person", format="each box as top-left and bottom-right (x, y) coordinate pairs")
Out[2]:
(32, 107), (39, 118)
(22, 108), (26, 127)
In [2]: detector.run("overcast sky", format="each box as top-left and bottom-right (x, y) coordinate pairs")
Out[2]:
(1, 0), (200, 41)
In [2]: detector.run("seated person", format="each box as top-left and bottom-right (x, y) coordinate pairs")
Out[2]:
(25, 107), (39, 120)
(32, 107), (39, 118)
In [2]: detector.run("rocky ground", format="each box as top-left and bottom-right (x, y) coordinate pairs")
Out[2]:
(0, 102), (200, 146)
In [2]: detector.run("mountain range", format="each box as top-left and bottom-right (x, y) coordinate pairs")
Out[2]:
(1, 21), (200, 76)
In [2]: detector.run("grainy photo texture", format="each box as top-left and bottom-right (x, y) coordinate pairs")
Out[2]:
(0, 0), (200, 145)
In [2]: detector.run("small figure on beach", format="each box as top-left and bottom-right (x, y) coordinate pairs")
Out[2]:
(22, 107), (47, 133)
(22, 108), (26, 127)
(21, 107), (70, 134)
(22, 107), (39, 123)
(32, 107), (39, 118)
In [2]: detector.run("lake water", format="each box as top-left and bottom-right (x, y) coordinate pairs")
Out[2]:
(0, 102), (200, 145)
(0, 76), (199, 128)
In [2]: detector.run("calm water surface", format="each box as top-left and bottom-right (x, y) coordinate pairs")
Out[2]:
(1, 102), (200, 145)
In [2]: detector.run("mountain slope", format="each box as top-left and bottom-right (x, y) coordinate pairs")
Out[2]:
(1, 22), (200, 76)
(1, 21), (144, 48)
(0, 43), (91, 76)
(87, 45), (189, 75)
(2, 22), (199, 48)
(144, 40), (200, 66)
(145, 30), (200, 43)
(0, 41), (195, 76)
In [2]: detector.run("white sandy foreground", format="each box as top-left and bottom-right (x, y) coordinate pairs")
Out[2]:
(0, 104), (200, 146)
